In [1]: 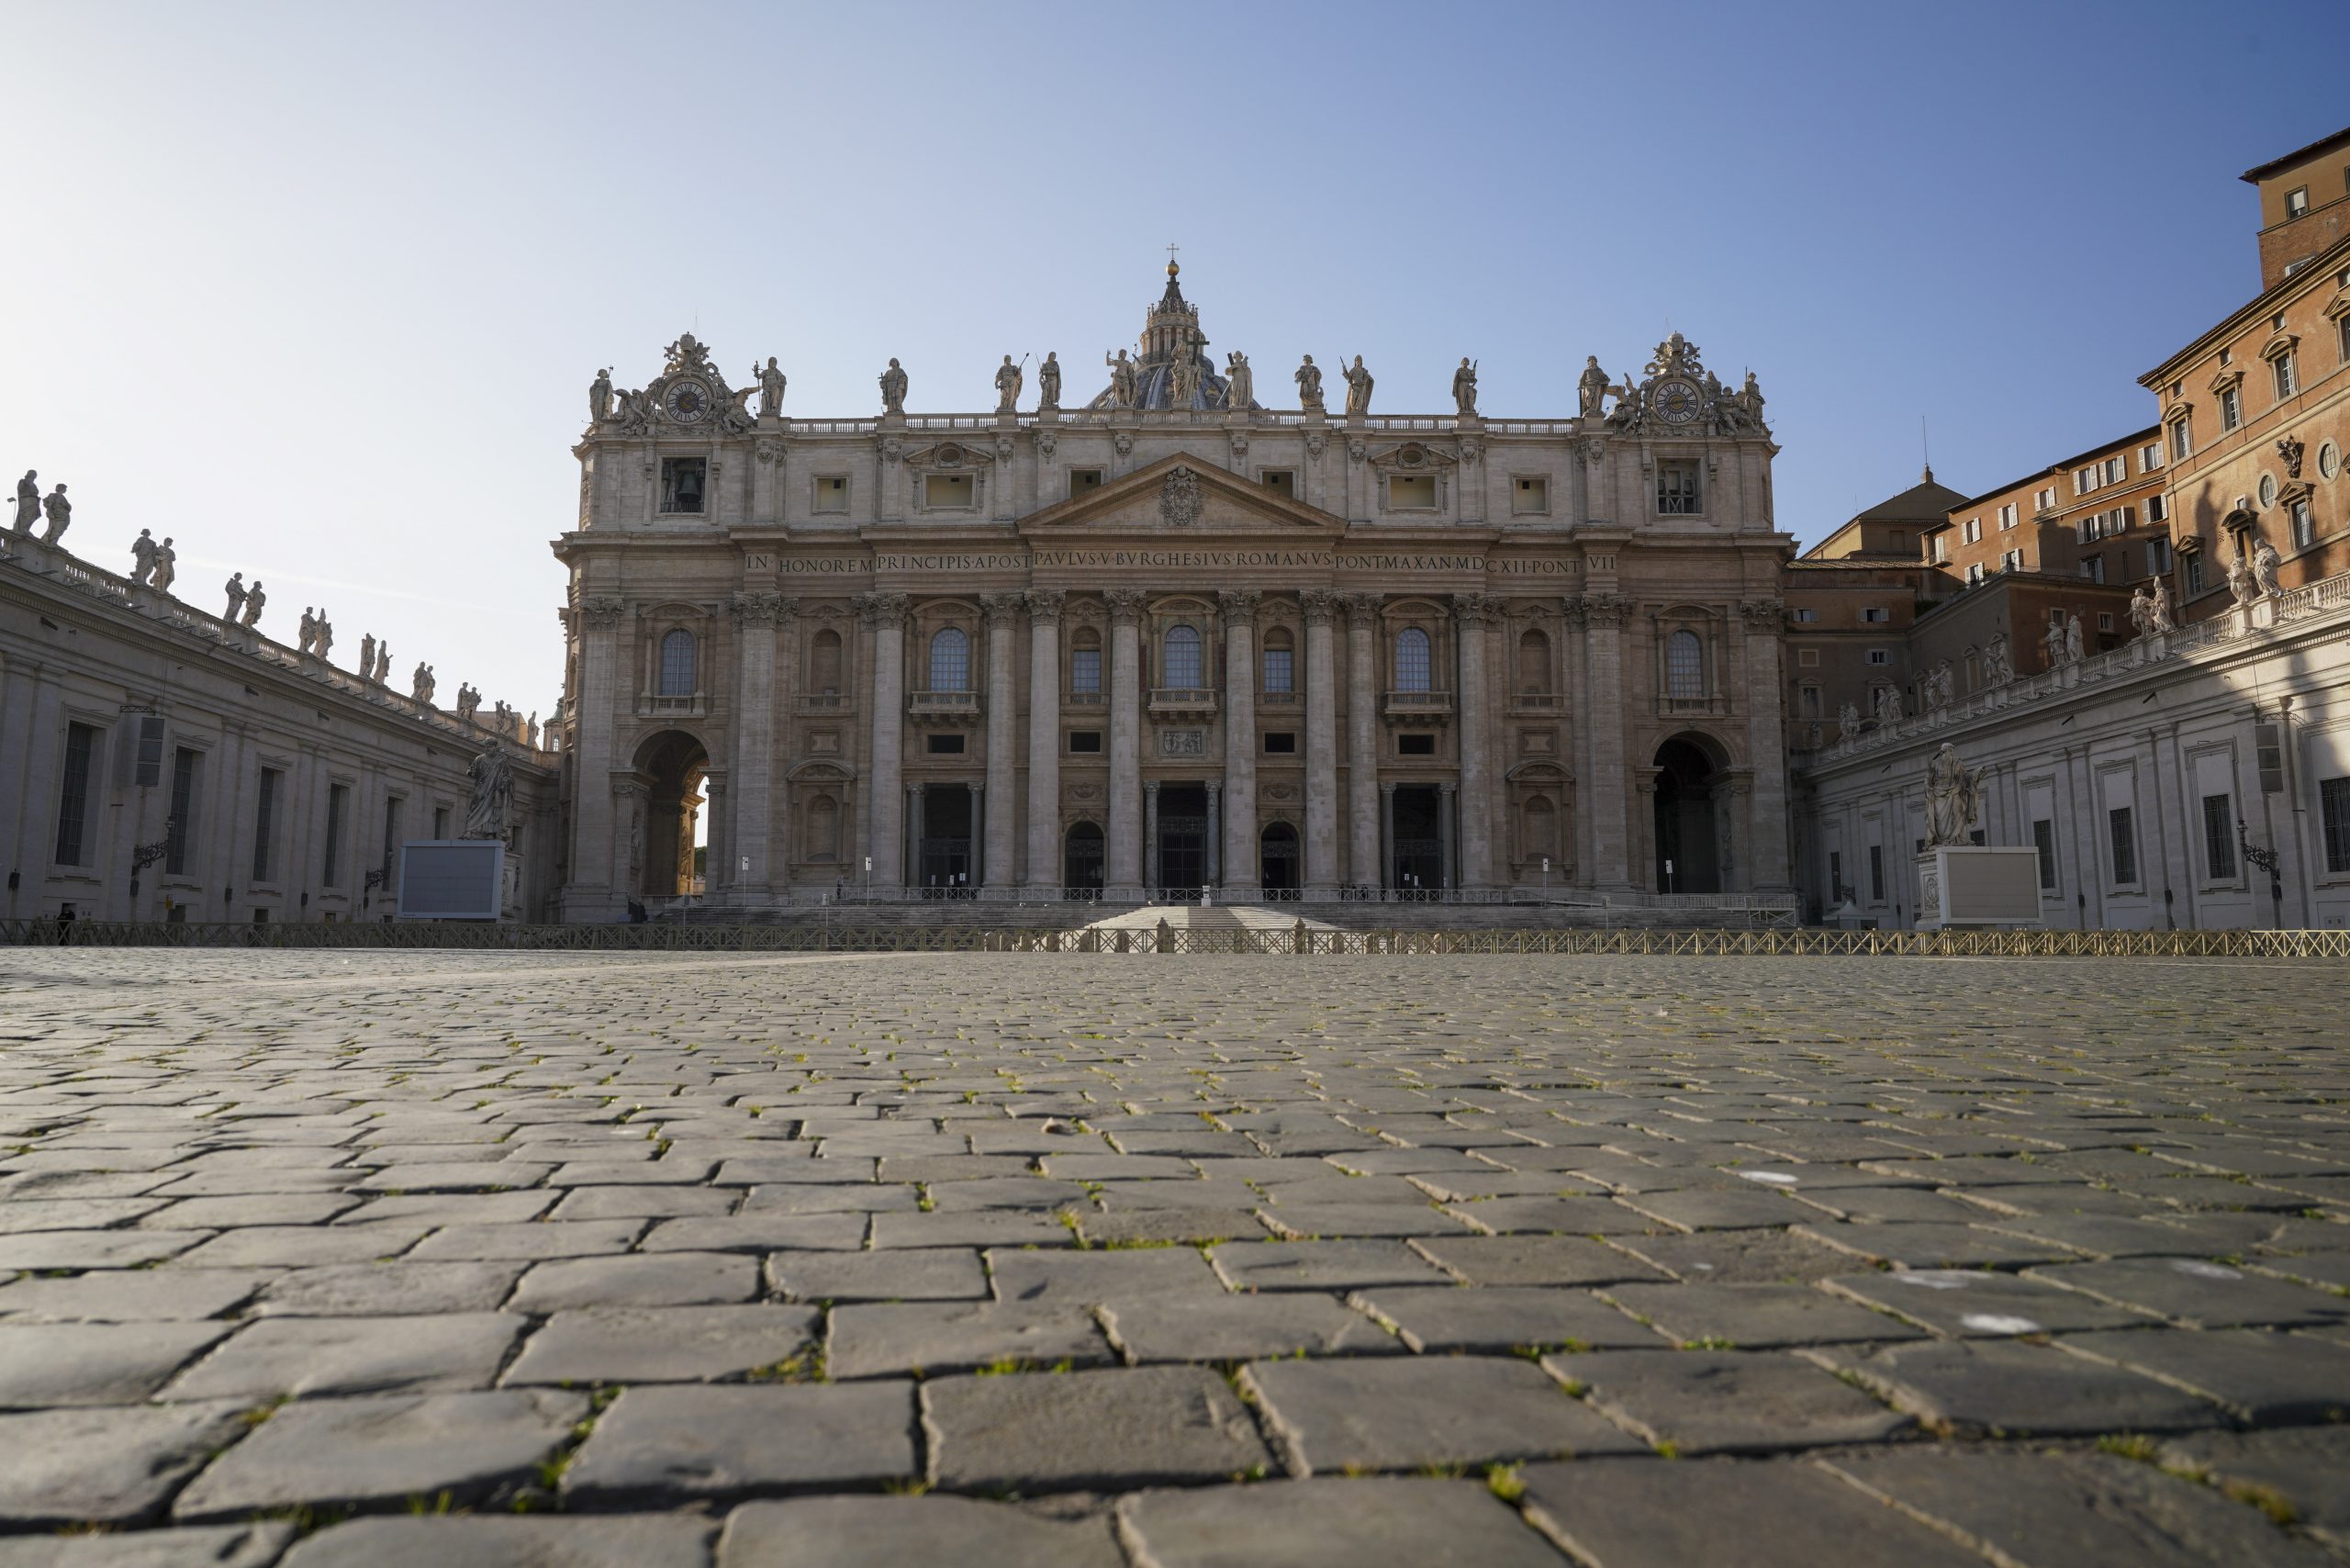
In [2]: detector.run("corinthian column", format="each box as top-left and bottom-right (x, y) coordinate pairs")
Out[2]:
(858, 591), (910, 889)
(728, 592), (789, 902)
(1301, 589), (1339, 892)
(1452, 593), (1495, 890)
(1219, 588), (1260, 892)
(1023, 588), (1065, 890)
(1579, 593), (1632, 888)
(980, 592), (1022, 891)
(1739, 598), (1793, 891)
(1345, 594), (1380, 889)
(567, 596), (628, 917)
(1105, 588), (1146, 898)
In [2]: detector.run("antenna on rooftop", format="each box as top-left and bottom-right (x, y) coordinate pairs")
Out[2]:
(1920, 417), (1934, 486)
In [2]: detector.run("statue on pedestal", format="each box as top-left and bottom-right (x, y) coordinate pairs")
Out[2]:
(878, 358), (908, 415)
(588, 368), (612, 425)
(314, 614), (332, 661)
(129, 529), (157, 585)
(755, 356), (787, 418)
(994, 354), (1024, 412)
(1037, 352), (1060, 410)
(1982, 632), (2012, 687)
(2042, 616), (2065, 669)
(461, 745), (517, 846)
(12, 471), (36, 533)
(1452, 358), (1479, 417)
(39, 485), (70, 544)
(1225, 352), (1252, 409)
(2228, 553), (2259, 608)
(358, 631), (375, 674)
(1169, 344), (1199, 409)
(1873, 686), (1904, 724)
(2253, 536), (2283, 599)
(1577, 357), (1609, 420)
(300, 610), (319, 655)
(1837, 700), (1860, 742)
(1922, 742), (1983, 849)
(224, 573), (247, 622)
(412, 662), (436, 706)
(151, 537), (175, 595)
(374, 644), (391, 686)
(1340, 355), (1374, 417)
(241, 580), (266, 628)
(1295, 354), (1324, 412)
(456, 683), (481, 722)
(2148, 577), (2174, 633)
(1104, 348), (1136, 409)
(2064, 613), (2084, 663)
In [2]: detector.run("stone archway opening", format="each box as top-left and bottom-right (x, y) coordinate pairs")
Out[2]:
(1652, 734), (1726, 894)
(1260, 821), (1301, 900)
(634, 730), (710, 898)
(1063, 822), (1104, 898)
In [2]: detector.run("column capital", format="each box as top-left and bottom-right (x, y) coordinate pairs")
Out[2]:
(1025, 588), (1066, 622)
(730, 591), (793, 630)
(1104, 588), (1148, 625)
(1450, 591), (1502, 627)
(1572, 593), (1632, 629)
(1380, 780), (1397, 795)
(1438, 780), (1458, 797)
(1346, 592), (1382, 629)
(854, 590), (910, 628)
(1739, 597), (1785, 629)
(1299, 588), (1341, 626)
(1205, 780), (1221, 799)
(1144, 778), (1159, 797)
(579, 595), (628, 632)
(979, 591), (1024, 627)
(1217, 588), (1261, 622)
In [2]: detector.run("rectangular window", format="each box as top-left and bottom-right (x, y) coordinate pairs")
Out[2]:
(165, 747), (199, 876)
(658, 457), (706, 514)
(1259, 470), (1295, 498)
(2035, 486), (2058, 511)
(1261, 648), (1293, 694)
(1963, 517), (1982, 544)
(1998, 503), (2018, 530)
(1067, 731), (1102, 754)
(2146, 493), (2168, 523)
(432, 805), (450, 839)
(252, 767), (282, 882)
(53, 722), (97, 866)
(2103, 456), (2126, 485)
(1397, 733), (1438, 756)
(923, 474), (975, 510)
(2001, 548), (2024, 572)
(2201, 792), (2236, 880)
(1798, 685), (1821, 718)
(1868, 845), (1885, 902)
(1386, 475), (1437, 510)
(1067, 468), (1104, 497)
(2341, 315), (2350, 364)
(2148, 538), (2173, 576)
(1512, 476), (1549, 513)
(2032, 819), (2057, 890)
(2220, 386), (2242, 431)
(2322, 776), (2350, 873)
(1069, 647), (1102, 696)
(811, 475), (849, 513)
(2186, 553), (2207, 594)
(1862, 606), (1889, 623)
(1791, 608), (1818, 623)
(1656, 461), (1701, 514)
(2108, 805), (2137, 886)
(2098, 611), (2114, 632)
(2273, 353), (2298, 400)
(2140, 442), (2162, 472)
(126, 715), (165, 788)
(1263, 732), (1297, 755)
(1829, 849), (1842, 899)
(1965, 563), (1986, 587)
(1866, 648), (1890, 666)
(2079, 556), (2105, 583)
(2169, 418), (2192, 461)
(924, 734), (965, 755)
(2286, 185), (2310, 218)
(2289, 498), (2315, 549)
(322, 783), (348, 887)
(1930, 533), (1949, 563)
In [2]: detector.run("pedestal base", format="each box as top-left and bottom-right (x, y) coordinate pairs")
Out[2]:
(1916, 846), (2041, 930)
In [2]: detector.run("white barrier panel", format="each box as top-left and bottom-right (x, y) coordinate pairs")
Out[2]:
(397, 841), (504, 921)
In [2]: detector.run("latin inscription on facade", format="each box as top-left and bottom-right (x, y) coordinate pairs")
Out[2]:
(767, 551), (1582, 577)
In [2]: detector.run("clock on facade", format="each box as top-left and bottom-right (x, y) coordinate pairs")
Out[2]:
(663, 380), (711, 423)
(1653, 380), (1700, 425)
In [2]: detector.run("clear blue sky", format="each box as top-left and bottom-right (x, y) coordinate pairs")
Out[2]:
(6, 0), (2344, 711)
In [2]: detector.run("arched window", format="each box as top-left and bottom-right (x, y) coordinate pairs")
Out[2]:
(1395, 628), (1432, 692)
(1517, 629), (1551, 694)
(658, 630), (697, 697)
(1163, 623), (1203, 687)
(1261, 627), (1294, 694)
(808, 794), (839, 860)
(809, 629), (843, 695)
(1666, 630), (1703, 699)
(928, 627), (969, 691)
(1525, 795), (1558, 859)
(1069, 626), (1102, 696)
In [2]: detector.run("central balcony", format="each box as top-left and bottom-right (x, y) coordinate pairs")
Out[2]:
(1382, 689), (1453, 724)
(1148, 687), (1218, 718)
(908, 689), (980, 725)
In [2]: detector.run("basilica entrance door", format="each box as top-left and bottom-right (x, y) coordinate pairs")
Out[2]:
(918, 783), (974, 896)
(1393, 784), (1443, 894)
(1260, 822), (1301, 900)
(1156, 781), (1207, 897)
(1063, 823), (1104, 898)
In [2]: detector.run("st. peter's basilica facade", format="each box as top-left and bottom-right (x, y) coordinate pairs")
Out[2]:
(552, 265), (1794, 916)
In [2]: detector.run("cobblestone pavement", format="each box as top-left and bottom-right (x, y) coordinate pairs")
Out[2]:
(2, 949), (2348, 1566)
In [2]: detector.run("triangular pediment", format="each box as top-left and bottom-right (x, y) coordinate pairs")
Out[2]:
(1022, 453), (1344, 540)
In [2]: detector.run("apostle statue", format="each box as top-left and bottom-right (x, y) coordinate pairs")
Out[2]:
(1873, 686), (1904, 724)
(994, 353), (1024, 413)
(129, 529), (158, 586)
(1837, 700), (1860, 741)
(151, 537), (176, 595)
(300, 610), (319, 655)
(1225, 352), (1253, 409)
(461, 745), (517, 846)
(1340, 355), (1374, 417)
(878, 358), (908, 415)
(525, 711), (540, 749)
(224, 573), (248, 622)
(39, 484), (71, 544)
(1577, 357), (1609, 420)
(1169, 347), (1199, 409)
(12, 470), (37, 533)
(1740, 371), (1766, 428)
(589, 367), (612, 425)
(358, 632), (375, 675)
(375, 644), (391, 686)
(1295, 353), (1324, 412)
(2042, 615), (2067, 669)
(456, 683), (481, 722)
(241, 580), (266, 628)
(1452, 358), (1479, 418)
(755, 356), (787, 419)
(1927, 660), (1953, 710)
(1104, 349), (1136, 409)
(1037, 351), (1061, 411)
(2227, 553), (2258, 608)
(2253, 536), (2283, 599)
(1922, 742), (1983, 848)
(2128, 585), (2157, 638)
(2147, 577), (2175, 633)
(412, 662), (436, 706)
(1982, 632), (2011, 687)
(2064, 613), (2084, 663)
(314, 614), (333, 661)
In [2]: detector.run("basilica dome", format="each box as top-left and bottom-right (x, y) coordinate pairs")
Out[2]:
(1086, 263), (1259, 412)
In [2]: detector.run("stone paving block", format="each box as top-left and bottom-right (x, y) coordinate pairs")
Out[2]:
(767, 1248), (986, 1303)
(405, 1219), (649, 1260)
(924, 1365), (1269, 1491)
(1618, 1188), (1811, 1232)
(719, 1495), (1122, 1568)
(1603, 1227), (1853, 1284)
(253, 1261), (522, 1317)
(2026, 1257), (2350, 1328)
(173, 1226), (431, 1269)
(509, 1251), (758, 1312)
(0, 1320), (231, 1406)
(1255, 1201), (1474, 1239)
(1821, 1448), (2333, 1567)
(354, 1161), (554, 1193)
(1412, 1234), (1672, 1286)
(140, 1194), (361, 1228)
(162, 1312), (524, 1400)
(986, 1245), (1225, 1305)
(1600, 1282), (1919, 1348)
(0, 1524), (295, 1568)
(565, 1382), (916, 1506)
(0, 1400), (250, 1525)
(1441, 1196), (1651, 1235)
(1100, 1293), (1403, 1362)
(547, 1159), (718, 1187)
(1208, 1238), (1451, 1293)
(1117, 1477), (1568, 1568)
(1792, 1222), (2078, 1270)
(0, 1228), (210, 1270)
(1241, 1354), (1644, 1474)
(1556, 1350), (1913, 1454)
(0, 1197), (173, 1231)
(739, 1182), (921, 1215)
(1810, 1338), (2228, 1437)
(173, 1389), (587, 1521)
(2056, 1327), (2350, 1425)
(0, 1267), (271, 1322)
(1517, 1455), (1987, 1568)
(2157, 1427), (2350, 1549)
(1349, 1285), (1662, 1353)
(638, 1214), (869, 1253)
(1822, 1269), (2147, 1337)
(280, 1515), (714, 1568)
(333, 1193), (557, 1227)
(1072, 1208), (1267, 1247)
(827, 1300), (1111, 1379)
(503, 1305), (821, 1385)
(549, 1185), (738, 1221)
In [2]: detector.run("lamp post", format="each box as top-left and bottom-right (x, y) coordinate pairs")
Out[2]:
(2237, 816), (2284, 930)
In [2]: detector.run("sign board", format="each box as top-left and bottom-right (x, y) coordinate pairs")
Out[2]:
(397, 840), (505, 921)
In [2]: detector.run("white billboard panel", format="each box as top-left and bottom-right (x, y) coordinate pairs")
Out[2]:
(397, 840), (505, 921)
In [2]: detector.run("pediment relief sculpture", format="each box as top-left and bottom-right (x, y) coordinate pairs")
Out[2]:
(901, 440), (996, 471)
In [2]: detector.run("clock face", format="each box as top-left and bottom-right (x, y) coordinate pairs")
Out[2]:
(663, 380), (711, 423)
(1654, 380), (1700, 425)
